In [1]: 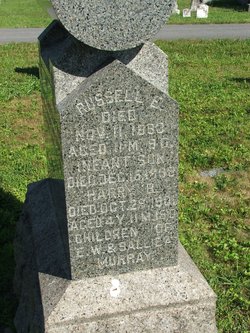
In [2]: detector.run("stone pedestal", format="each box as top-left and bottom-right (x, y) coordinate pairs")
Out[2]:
(14, 180), (217, 333)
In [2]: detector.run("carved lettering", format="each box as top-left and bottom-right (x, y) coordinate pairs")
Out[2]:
(66, 88), (177, 273)
(73, 227), (138, 244)
(98, 251), (151, 268)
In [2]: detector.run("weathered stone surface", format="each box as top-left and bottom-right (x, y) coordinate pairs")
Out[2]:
(44, 245), (217, 332)
(39, 24), (175, 280)
(115, 42), (169, 94)
(14, 183), (217, 332)
(44, 242), (217, 328)
(39, 22), (169, 106)
(14, 5), (218, 330)
(39, 22), (169, 179)
(51, 0), (173, 50)
(58, 60), (178, 279)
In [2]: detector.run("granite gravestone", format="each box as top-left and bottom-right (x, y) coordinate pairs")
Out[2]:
(51, 0), (173, 50)
(14, 1), (217, 332)
(61, 61), (178, 279)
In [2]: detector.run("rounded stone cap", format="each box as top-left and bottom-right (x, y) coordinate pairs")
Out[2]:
(51, 0), (173, 51)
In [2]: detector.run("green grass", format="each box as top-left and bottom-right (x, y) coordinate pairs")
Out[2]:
(0, 44), (47, 329)
(169, 0), (250, 24)
(0, 0), (249, 28)
(0, 0), (51, 28)
(157, 39), (250, 332)
(0, 40), (250, 331)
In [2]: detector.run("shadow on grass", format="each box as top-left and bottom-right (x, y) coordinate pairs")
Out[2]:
(230, 77), (250, 84)
(210, 0), (247, 10)
(0, 187), (22, 330)
(14, 67), (39, 79)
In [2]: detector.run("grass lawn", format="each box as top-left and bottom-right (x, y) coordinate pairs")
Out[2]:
(0, 40), (250, 332)
(169, 0), (250, 24)
(0, 0), (51, 28)
(0, 0), (249, 28)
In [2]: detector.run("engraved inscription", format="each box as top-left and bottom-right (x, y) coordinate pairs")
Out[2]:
(62, 83), (178, 277)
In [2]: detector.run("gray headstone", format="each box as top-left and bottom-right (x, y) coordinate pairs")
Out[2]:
(59, 60), (178, 279)
(37, 23), (179, 281)
(39, 22), (169, 179)
(14, 182), (217, 332)
(14, 2), (217, 330)
(51, 0), (173, 50)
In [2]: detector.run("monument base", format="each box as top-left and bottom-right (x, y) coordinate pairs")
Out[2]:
(14, 180), (217, 333)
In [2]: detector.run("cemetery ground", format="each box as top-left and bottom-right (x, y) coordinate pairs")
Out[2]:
(0, 39), (249, 332)
(0, 0), (51, 28)
(169, 0), (250, 24)
(0, 0), (250, 28)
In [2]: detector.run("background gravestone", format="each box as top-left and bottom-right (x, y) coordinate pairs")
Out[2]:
(14, 1), (217, 332)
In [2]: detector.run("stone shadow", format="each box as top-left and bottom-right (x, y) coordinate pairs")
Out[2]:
(14, 179), (71, 332)
(15, 179), (71, 281)
(39, 20), (142, 78)
(0, 187), (22, 331)
(0, 181), (71, 332)
(230, 77), (250, 84)
(14, 67), (40, 79)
